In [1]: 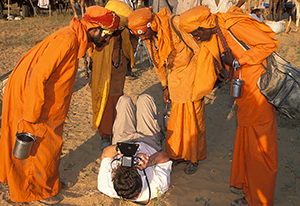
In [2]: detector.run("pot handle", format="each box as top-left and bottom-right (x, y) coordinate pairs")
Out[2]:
(17, 119), (39, 141)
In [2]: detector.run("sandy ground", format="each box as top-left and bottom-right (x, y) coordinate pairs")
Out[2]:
(0, 6), (300, 206)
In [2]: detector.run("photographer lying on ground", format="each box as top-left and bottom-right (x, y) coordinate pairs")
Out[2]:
(97, 94), (172, 203)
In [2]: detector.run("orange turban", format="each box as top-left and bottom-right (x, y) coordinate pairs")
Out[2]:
(81, 5), (120, 31)
(128, 8), (153, 35)
(179, 6), (216, 33)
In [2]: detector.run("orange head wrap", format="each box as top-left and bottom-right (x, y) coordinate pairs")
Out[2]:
(179, 6), (216, 33)
(127, 8), (153, 35)
(81, 5), (120, 31)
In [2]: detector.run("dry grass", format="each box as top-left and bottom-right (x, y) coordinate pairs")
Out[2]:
(0, 11), (73, 76)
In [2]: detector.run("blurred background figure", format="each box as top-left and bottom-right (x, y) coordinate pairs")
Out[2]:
(200, 0), (245, 13)
(251, 8), (264, 22)
(152, 0), (178, 14)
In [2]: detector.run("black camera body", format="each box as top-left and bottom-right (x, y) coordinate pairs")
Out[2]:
(116, 142), (141, 167)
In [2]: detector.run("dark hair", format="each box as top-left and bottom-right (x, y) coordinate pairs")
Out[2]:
(88, 26), (104, 33)
(111, 165), (142, 200)
(251, 9), (261, 14)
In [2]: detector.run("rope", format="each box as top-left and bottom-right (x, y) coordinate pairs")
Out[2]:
(213, 16), (233, 81)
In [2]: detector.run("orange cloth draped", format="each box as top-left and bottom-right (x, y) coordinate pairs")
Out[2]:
(128, 7), (173, 87)
(98, 94), (122, 136)
(179, 6), (216, 32)
(90, 40), (114, 129)
(0, 19), (86, 202)
(180, 6), (279, 205)
(225, 16), (278, 205)
(231, 120), (278, 206)
(128, 11), (206, 163)
(167, 99), (206, 163)
(90, 0), (133, 129)
(97, 34), (129, 135)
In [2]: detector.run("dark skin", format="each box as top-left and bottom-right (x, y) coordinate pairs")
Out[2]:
(190, 26), (235, 67)
(136, 28), (171, 103)
(87, 27), (112, 49)
(86, 27), (113, 86)
(138, 27), (157, 40)
(112, 28), (124, 37)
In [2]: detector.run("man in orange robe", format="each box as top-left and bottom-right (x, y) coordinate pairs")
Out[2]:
(180, 6), (279, 206)
(88, 0), (136, 150)
(0, 6), (119, 204)
(128, 7), (207, 174)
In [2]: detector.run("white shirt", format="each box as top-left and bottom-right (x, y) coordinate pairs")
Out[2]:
(250, 13), (264, 22)
(201, 0), (234, 13)
(97, 142), (172, 202)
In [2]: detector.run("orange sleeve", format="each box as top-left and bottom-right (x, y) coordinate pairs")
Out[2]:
(230, 21), (278, 66)
(23, 38), (76, 123)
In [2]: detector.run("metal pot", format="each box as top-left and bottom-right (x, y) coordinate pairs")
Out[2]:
(13, 119), (38, 160)
(163, 103), (171, 132)
(230, 67), (244, 98)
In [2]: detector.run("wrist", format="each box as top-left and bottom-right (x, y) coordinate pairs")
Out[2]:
(148, 156), (155, 167)
(163, 86), (168, 91)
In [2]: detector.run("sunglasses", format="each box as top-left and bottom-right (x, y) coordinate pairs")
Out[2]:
(130, 22), (152, 35)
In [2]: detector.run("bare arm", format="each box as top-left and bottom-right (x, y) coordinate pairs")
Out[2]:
(163, 86), (170, 103)
(101, 144), (118, 160)
(148, 152), (170, 166)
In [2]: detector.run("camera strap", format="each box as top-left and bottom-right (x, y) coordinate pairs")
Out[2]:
(131, 169), (151, 205)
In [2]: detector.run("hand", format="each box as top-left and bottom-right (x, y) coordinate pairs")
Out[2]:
(163, 87), (171, 103)
(134, 153), (150, 170)
(221, 51), (235, 67)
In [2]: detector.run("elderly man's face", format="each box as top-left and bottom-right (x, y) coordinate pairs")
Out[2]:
(256, 11), (262, 18)
(190, 27), (213, 41)
(139, 28), (156, 40)
(91, 27), (112, 48)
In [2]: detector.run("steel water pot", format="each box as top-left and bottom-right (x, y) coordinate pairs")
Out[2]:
(230, 78), (244, 98)
(13, 119), (38, 160)
(163, 103), (171, 132)
(230, 67), (244, 98)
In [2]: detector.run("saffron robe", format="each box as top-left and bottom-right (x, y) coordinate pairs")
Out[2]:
(91, 0), (134, 130)
(181, 6), (279, 205)
(97, 34), (128, 136)
(0, 21), (87, 202)
(222, 18), (278, 206)
(218, 9), (279, 206)
(144, 11), (207, 163)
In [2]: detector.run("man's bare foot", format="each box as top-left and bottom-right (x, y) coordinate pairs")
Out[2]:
(38, 196), (60, 205)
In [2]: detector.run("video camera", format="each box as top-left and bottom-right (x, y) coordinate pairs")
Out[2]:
(116, 142), (142, 167)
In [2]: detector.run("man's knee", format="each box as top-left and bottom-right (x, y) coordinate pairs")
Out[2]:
(116, 95), (133, 108)
(136, 94), (154, 107)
